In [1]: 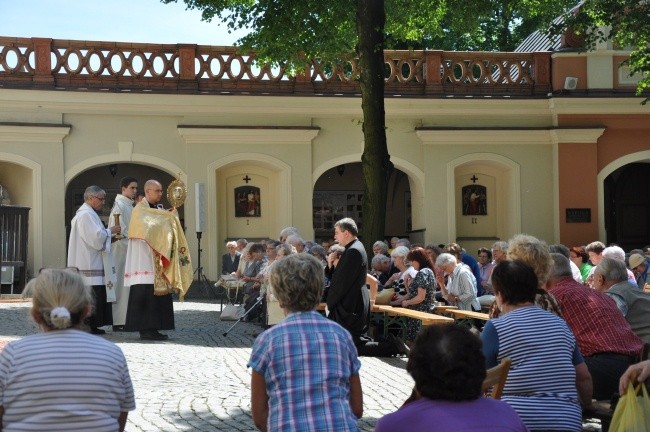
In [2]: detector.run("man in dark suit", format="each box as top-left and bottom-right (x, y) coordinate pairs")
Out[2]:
(221, 241), (241, 275)
(326, 218), (403, 357)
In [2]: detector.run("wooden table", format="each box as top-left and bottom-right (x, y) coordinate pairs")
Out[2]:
(317, 303), (453, 338)
(374, 305), (455, 325)
(374, 305), (454, 337)
(317, 303), (382, 313)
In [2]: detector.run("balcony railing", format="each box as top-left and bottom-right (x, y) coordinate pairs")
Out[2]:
(0, 37), (551, 97)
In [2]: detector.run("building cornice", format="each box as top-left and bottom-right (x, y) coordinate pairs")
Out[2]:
(550, 97), (649, 115)
(0, 123), (71, 143)
(416, 127), (605, 145)
(0, 89), (554, 119)
(177, 126), (320, 145)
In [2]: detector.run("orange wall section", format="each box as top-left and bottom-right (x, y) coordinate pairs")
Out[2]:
(558, 142), (599, 247)
(558, 115), (650, 171)
(552, 56), (587, 92)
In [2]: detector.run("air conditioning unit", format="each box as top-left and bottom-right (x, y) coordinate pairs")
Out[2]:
(564, 76), (578, 90)
(1, 266), (14, 285)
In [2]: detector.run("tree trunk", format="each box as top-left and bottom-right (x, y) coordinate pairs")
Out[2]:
(356, 0), (393, 255)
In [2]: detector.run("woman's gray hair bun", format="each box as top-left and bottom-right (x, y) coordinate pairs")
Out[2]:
(49, 306), (72, 329)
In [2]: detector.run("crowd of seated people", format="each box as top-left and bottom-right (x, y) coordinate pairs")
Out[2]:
(218, 227), (650, 431)
(6, 223), (648, 432)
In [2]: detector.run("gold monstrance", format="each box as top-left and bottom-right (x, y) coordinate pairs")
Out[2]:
(167, 176), (187, 209)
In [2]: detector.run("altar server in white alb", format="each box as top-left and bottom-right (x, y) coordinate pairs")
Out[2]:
(108, 176), (138, 331)
(67, 185), (121, 334)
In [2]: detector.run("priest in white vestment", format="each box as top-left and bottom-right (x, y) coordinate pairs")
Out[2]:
(123, 179), (192, 341)
(108, 176), (138, 330)
(67, 185), (121, 334)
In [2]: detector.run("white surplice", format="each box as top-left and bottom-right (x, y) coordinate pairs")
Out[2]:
(123, 198), (155, 287)
(67, 202), (112, 286)
(109, 194), (135, 325)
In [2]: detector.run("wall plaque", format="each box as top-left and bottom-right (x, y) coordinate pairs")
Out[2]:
(566, 208), (591, 223)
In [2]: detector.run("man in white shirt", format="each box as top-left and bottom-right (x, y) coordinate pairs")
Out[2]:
(67, 185), (121, 334)
(108, 176), (138, 331)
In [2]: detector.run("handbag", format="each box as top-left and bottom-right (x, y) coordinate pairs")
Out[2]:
(220, 304), (245, 321)
(375, 288), (395, 305)
(609, 379), (650, 432)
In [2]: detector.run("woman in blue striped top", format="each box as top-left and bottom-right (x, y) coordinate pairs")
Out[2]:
(0, 269), (135, 431)
(481, 260), (593, 431)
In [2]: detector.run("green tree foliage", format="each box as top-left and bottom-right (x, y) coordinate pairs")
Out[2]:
(427, 0), (575, 52)
(162, 0), (490, 251)
(164, 0), (478, 75)
(390, 0), (575, 52)
(549, 0), (649, 99)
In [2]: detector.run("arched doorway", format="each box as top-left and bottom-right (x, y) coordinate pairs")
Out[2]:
(312, 163), (412, 243)
(604, 162), (650, 250)
(65, 164), (178, 243)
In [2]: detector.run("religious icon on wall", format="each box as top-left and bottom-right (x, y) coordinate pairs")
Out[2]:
(235, 186), (261, 217)
(462, 185), (487, 215)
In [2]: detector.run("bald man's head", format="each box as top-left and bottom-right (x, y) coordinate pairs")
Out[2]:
(144, 180), (163, 204)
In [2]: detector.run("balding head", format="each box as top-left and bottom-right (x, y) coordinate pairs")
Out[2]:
(144, 180), (163, 205)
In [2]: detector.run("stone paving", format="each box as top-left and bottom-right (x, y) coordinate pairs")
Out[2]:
(0, 299), (413, 431)
(0, 298), (604, 431)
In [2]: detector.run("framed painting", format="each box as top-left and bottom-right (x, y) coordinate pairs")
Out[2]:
(235, 186), (261, 217)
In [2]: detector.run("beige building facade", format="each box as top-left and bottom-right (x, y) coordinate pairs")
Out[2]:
(0, 37), (648, 290)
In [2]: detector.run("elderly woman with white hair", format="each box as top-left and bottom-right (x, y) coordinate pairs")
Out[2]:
(435, 253), (480, 311)
(0, 269), (135, 431)
(372, 240), (389, 256)
(222, 240), (241, 275)
(387, 246), (417, 298)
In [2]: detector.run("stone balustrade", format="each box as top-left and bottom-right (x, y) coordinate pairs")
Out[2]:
(0, 37), (551, 97)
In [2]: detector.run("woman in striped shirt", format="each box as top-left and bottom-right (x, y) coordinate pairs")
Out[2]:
(481, 260), (592, 431)
(0, 268), (135, 431)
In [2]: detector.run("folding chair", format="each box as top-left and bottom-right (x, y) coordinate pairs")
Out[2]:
(482, 357), (511, 399)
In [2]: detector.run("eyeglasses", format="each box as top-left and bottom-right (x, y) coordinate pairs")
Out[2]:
(92, 195), (106, 202)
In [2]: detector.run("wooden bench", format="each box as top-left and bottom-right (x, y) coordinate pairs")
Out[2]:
(444, 309), (490, 320)
(430, 304), (458, 312)
(436, 308), (490, 328)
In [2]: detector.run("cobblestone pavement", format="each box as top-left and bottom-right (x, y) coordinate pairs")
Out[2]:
(0, 300), (413, 431)
(0, 299), (604, 431)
